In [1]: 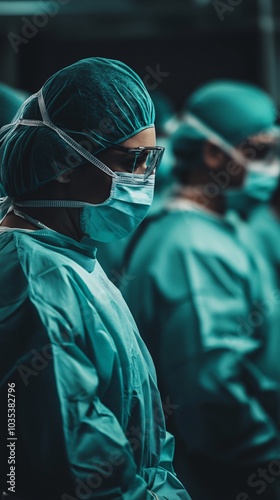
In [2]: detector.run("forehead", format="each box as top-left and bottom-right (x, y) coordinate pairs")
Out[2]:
(119, 127), (156, 148)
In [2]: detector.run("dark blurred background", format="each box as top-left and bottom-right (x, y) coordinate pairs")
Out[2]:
(0, 0), (278, 110)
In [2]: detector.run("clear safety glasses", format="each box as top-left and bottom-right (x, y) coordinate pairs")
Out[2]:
(106, 144), (165, 178)
(242, 137), (280, 163)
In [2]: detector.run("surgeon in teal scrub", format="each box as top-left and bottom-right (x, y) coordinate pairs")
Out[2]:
(122, 81), (280, 500)
(0, 58), (190, 500)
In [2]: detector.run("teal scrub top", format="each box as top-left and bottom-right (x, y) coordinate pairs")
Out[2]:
(248, 204), (280, 384)
(0, 228), (190, 500)
(249, 204), (280, 287)
(121, 203), (280, 500)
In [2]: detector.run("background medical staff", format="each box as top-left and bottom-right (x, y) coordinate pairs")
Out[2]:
(121, 80), (280, 500)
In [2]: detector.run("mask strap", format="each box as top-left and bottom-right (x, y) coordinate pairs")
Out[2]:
(14, 200), (92, 208)
(14, 174), (154, 209)
(183, 113), (248, 167)
(37, 89), (116, 178)
(0, 92), (40, 134)
(0, 196), (14, 224)
(183, 113), (280, 176)
(13, 207), (51, 230)
(0, 89), (117, 179)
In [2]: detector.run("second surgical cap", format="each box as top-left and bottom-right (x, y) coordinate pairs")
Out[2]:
(0, 57), (155, 197)
(172, 80), (278, 172)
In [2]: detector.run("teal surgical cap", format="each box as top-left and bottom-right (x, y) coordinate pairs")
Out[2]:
(0, 83), (27, 128)
(172, 80), (278, 174)
(0, 57), (155, 197)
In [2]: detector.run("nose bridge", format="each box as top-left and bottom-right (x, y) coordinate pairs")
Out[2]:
(131, 148), (162, 178)
(140, 150), (153, 177)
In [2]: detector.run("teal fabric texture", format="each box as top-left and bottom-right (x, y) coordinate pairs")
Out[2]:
(248, 204), (280, 383)
(121, 205), (280, 499)
(0, 228), (190, 499)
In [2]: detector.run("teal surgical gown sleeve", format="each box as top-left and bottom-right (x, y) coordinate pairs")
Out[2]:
(0, 229), (190, 500)
(247, 204), (280, 384)
(249, 204), (280, 287)
(122, 207), (280, 500)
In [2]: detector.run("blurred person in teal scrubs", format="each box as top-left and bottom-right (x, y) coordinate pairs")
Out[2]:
(0, 58), (190, 500)
(121, 80), (280, 500)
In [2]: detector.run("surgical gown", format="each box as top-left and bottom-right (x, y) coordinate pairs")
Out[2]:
(121, 202), (280, 500)
(249, 204), (280, 288)
(0, 228), (190, 500)
(248, 204), (280, 384)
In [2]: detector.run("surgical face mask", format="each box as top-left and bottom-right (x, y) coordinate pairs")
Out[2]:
(81, 173), (154, 241)
(224, 158), (280, 217)
(241, 158), (280, 201)
(15, 173), (155, 242)
(0, 89), (158, 241)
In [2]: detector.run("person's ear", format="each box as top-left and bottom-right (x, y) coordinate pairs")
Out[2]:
(55, 170), (73, 184)
(203, 141), (227, 170)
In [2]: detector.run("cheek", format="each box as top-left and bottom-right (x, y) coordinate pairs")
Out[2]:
(226, 161), (246, 186)
(71, 164), (112, 203)
(98, 176), (112, 203)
